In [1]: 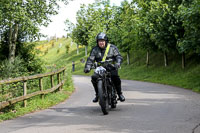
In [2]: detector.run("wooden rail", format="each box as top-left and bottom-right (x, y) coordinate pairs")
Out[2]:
(0, 67), (66, 110)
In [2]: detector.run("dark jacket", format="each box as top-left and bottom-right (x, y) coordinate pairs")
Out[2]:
(85, 44), (123, 70)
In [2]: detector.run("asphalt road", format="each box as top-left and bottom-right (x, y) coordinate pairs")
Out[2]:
(0, 75), (200, 133)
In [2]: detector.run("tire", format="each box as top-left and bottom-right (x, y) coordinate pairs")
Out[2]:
(111, 104), (116, 108)
(111, 96), (117, 108)
(111, 86), (117, 108)
(97, 80), (109, 115)
(111, 100), (117, 108)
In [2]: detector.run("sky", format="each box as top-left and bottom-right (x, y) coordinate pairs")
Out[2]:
(39, 0), (126, 39)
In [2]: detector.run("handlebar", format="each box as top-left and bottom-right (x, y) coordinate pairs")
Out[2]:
(91, 59), (116, 70)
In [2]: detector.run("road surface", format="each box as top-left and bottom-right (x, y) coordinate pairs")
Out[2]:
(0, 75), (200, 133)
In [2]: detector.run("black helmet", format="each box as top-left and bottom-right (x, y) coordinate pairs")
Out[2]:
(96, 32), (108, 43)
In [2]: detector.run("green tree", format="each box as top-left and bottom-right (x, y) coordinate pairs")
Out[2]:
(0, 0), (72, 63)
(71, 4), (91, 56)
(135, 0), (157, 66)
(177, 0), (200, 66)
(143, 0), (183, 67)
(70, 0), (113, 56)
(64, 19), (75, 38)
(118, 1), (137, 65)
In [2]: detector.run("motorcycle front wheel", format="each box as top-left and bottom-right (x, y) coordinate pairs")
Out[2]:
(97, 80), (109, 115)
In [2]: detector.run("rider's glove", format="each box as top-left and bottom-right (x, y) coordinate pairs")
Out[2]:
(84, 68), (90, 73)
(115, 63), (121, 69)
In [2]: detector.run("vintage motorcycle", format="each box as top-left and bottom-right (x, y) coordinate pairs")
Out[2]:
(92, 59), (118, 115)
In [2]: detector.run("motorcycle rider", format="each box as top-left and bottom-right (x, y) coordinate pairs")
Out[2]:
(84, 32), (125, 103)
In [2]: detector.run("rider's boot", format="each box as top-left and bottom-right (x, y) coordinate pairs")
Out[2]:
(93, 94), (98, 103)
(118, 93), (125, 102)
(91, 80), (98, 103)
(116, 85), (125, 102)
(112, 76), (125, 102)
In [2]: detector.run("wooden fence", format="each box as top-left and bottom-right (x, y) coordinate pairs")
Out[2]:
(0, 67), (66, 110)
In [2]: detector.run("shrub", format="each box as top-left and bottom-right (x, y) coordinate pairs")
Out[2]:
(0, 42), (45, 79)
(0, 57), (29, 79)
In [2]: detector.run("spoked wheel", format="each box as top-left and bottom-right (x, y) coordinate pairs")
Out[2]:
(97, 80), (109, 115)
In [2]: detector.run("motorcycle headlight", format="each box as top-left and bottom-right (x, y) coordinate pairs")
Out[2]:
(95, 66), (106, 76)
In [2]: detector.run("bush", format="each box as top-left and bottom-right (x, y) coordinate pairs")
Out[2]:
(0, 55), (44, 102)
(0, 41), (44, 79)
(0, 57), (29, 79)
(16, 42), (45, 74)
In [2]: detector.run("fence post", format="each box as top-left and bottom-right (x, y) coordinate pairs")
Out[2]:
(50, 75), (54, 88)
(39, 78), (44, 99)
(0, 84), (3, 95)
(0, 68), (67, 110)
(57, 73), (61, 91)
(62, 70), (65, 89)
(63, 70), (65, 79)
(23, 81), (27, 107)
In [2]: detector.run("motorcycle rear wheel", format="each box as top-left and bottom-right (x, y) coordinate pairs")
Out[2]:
(111, 99), (117, 108)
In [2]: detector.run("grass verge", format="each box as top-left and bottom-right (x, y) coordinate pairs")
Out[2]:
(0, 73), (74, 122)
(0, 38), (75, 122)
(70, 45), (200, 93)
